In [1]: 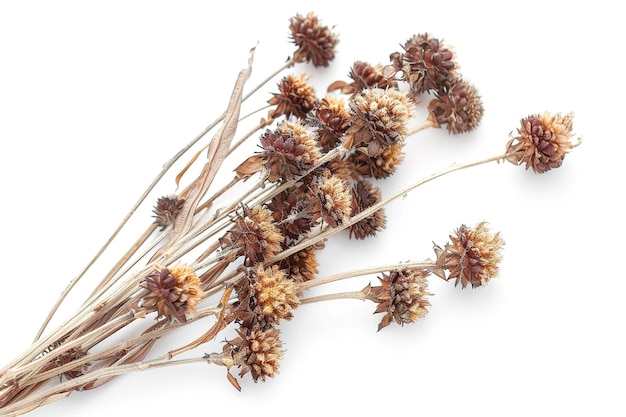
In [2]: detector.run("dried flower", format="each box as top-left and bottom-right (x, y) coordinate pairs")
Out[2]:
(327, 61), (398, 97)
(142, 263), (204, 322)
(152, 195), (185, 231)
(289, 12), (338, 67)
(366, 268), (432, 331)
(266, 188), (313, 241)
(349, 180), (386, 239)
(349, 140), (405, 179)
(388, 33), (458, 97)
(224, 323), (283, 383)
(309, 169), (353, 228)
(312, 95), (351, 152)
(268, 73), (319, 120)
(252, 265), (300, 323)
(220, 205), (284, 266)
(505, 111), (580, 173)
(345, 87), (414, 156)
(433, 222), (505, 288)
(279, 246), (319, 283)
(427, 78), (483, 135)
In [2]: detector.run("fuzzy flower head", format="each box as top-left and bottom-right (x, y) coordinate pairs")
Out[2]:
(312, 95), (351, 152)
(427, 78), (484, 135)
(350, 140), (405, 179)
(220, 205), (284, 266)
(505, 112), (581, 173)
(142, 263), (204, 322)
(433, 222), (505, 288)
(152, 195), (185, 231)
(289, 12), (338, 67)
(252, 264), (300, 323)
(224, 323), (283, 383)
(268, 73), (319, 120)
(366, 268), (432, 331)
(345, 87), (414, 157)
(279, 247), (319, 283)
(309, 169), (353, 228)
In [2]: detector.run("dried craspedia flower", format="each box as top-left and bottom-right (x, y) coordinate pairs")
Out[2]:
(349, 140), (405, 179)
(260, 119), (322, 183)
(388, 33), (458, 97)
(279, 246), (319, 283)
(289, 12), (338, 67)
(433, 222), (505, 288)
(312, 95), (351, 152)
(349, 180), (386, 240)
(152, 195), (185, 230)
(365, 268), (432, 331)
(427, 78), (483, 135)
(252, 264), (300, 323)
(327, 61), (399, 97)
(224, 323), (283, 383)
(142, 263), (204, 322)
(309, 169), (353, 228)
(345, 87), (414, 157)
(265, 188), (313, 241)
(220, 205), (284, 266)
(268, 73), (319, 120)
(505, 112), (581, 173)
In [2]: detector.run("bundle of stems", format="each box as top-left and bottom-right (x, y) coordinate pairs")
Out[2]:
(0, 12), (581, 416)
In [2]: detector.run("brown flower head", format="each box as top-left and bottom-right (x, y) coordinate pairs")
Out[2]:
(279, 246), (319, 283)
(349, 140), (405, 179)
(433, 222), (505, 288)
(345, 87), (414, 156)
(220, 205), (284, 266)
(252, 264), (300, 323)
(289, 12), (338, 67)
(142, 263), (204, 322)
(309, 169), (353, 228)
(388, 33), (458, 97)
(427, 78), (483, 135)
(327, 61), (399, 97)
(268, 73), (319, 120)
(349, 180), (387, 240)
(43, 340), (89, 381)
(259, 120), (322, 183)
(366, 268), (432, 331)
(224, 323), (283, 383)
(505, 112), (581, 173)
(152, 195), (185, 231)
(312, 95), (351, 152)
(265, 188), (313, 241)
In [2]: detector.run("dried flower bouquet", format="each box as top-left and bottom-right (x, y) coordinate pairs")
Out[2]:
(0, 12), (581, 416)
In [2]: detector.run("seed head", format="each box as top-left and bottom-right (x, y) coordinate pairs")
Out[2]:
(312, 95), (351, 152)
(152, 195), (185, 231)
(366, 268), (432, 331)
(349, 140), (405, 179)
(349, 180), (386, 240)
(345, 87), (414, 156)
(279, 246), (319, 283)
(433, 222), (505, 288)
(142, 263), (204, 322)
(224, 323), (283, 383)
(268, 73), (319, 120)
(252, 264), (300, 323)
(505, 112), (581, 173)
(289, 12), (338, 67)
(309, 169), (353, 228)
(427, 78), (484, 135)
(328, 61), (398, 97)
(266, 188), (313, 241)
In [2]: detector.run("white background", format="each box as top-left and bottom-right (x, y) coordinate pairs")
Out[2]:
(1, 1), (623, 416)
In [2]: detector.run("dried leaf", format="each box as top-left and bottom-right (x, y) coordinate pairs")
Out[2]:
(234, 154), (266, 180)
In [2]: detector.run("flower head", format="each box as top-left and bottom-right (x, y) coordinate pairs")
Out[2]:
(142, 263), (204, 322)
(268, 73), (319, 120)
(309, 169), (353, 228)
(220, 205), (284, 266)
(505, 112), (581, 173)
(349, 140), (405, 179)
(279, 246), (319, 283)
(345, 87), (414, 156)
(349, 180), (386, 240)
(328, 61), (398, 97)
(152, 195), (185, 231)
(366, 268), (432, 331)
(252, 264), (300, 323)
(433, 222), (505, 288)
(427, 78), (483, 135)
(224, 323), (283, 383)
(289, 12), (338, 67)
(266, 188), (313, 241)
(312, 95), (351, 152)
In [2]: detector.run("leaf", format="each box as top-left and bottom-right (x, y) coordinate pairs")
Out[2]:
(234, 154), (266, 180)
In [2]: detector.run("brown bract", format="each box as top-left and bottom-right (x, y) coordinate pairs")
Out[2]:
(279, 247), (319, 283)
(366, 268), (432, 331)
(427, 78), (483, 135)
(349, 180), (386, 240)
(268, 73), (319, 120)
(152, 195), (185, 231)
(349, 140), (405, 179)
(505, 112), (580, 173)
(312, 95), (351, 152)
(433, 222), (505, 288)
(327, 61), (398, 97)
(289, 12), (338, 67)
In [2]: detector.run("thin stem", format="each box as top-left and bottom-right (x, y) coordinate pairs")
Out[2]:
(407, 119), (436, 136)
(300, 290), (367, 305)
